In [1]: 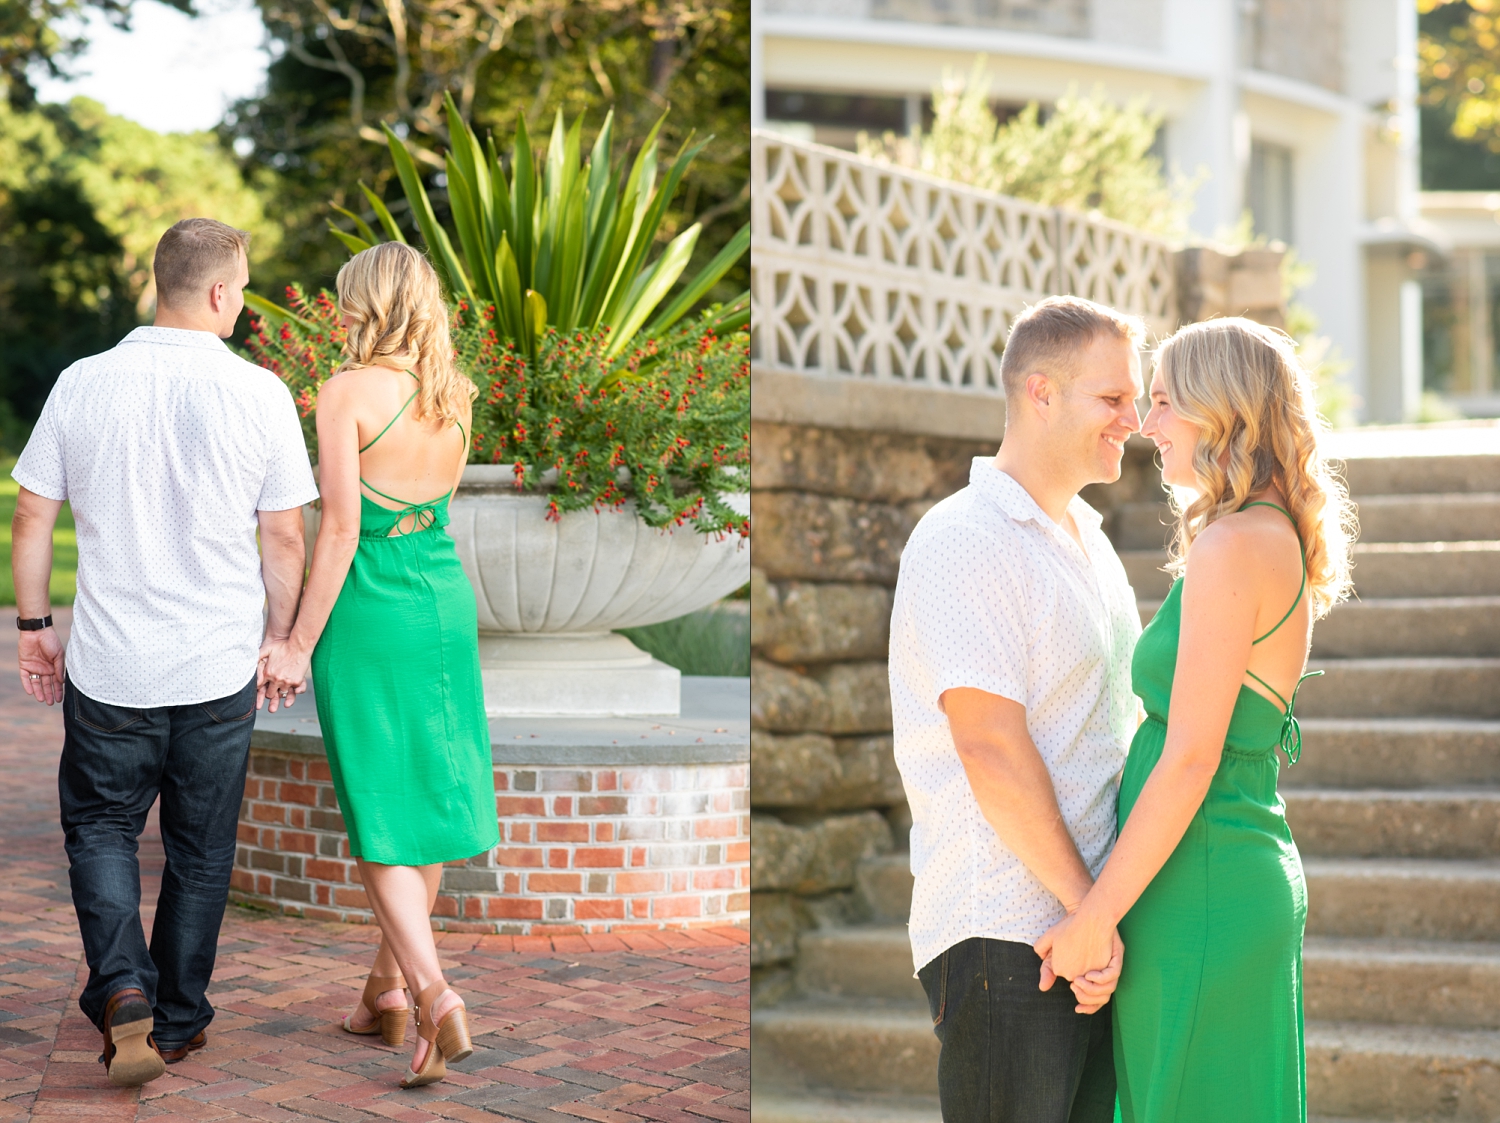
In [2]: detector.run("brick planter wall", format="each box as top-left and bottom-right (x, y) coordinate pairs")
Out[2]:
(233, 690), (750, 935)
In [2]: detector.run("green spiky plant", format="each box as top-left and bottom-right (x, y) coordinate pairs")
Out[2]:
(301, 93), (748, 367)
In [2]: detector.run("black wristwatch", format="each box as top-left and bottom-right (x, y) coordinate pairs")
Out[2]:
(16, 615), (53, 631)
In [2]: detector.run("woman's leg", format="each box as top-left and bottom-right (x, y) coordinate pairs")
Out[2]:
(356, 860), (462, 1068)
(345, 935), (410, 1029)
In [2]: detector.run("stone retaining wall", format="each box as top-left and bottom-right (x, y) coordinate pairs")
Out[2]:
(232, 741), (750, 935)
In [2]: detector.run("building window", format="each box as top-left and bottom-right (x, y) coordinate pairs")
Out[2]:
(1422, 249), (1500, 407)
(1247, 140), (1295, 245)
(764, 90), (909, 150)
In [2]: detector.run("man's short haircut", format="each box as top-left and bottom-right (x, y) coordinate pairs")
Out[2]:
(1000, 295), (1146, 396)
(153, 218), (251, 310)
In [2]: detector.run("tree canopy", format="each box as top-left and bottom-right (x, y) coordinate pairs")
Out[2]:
(224, 0), (748, 311)
(1419, 0), (1500, 188)
(0, 96), (274, 433)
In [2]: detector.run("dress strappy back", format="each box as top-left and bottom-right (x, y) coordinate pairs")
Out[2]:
(1239, 500), (1322, 764)
(357, 370), (467, 537)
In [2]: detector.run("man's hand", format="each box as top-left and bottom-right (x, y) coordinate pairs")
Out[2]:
(1035, 907), (1123, 1013)
(257, 636), (309, 713)
(18, 626), (65, 705)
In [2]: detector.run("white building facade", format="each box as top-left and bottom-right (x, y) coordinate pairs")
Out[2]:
(751, 0), (1429, 422)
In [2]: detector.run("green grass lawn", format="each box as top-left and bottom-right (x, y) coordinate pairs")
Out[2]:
(0, 459), (76, 606)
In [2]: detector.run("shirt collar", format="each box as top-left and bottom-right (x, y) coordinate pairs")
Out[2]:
(122, 326), (232, 352)
(970, 456), (1105, 534)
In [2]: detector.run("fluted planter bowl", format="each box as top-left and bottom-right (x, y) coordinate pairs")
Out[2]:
(447, 465), (750, 716)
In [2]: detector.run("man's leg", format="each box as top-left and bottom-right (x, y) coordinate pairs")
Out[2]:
(59, 678), (168, 1029)
(918, 938), (1114, 1123)
(149, 675), (257, 1048)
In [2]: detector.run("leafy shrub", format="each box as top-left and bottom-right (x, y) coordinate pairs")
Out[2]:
(859, 65), (1196, 237)
(242, 287), (749, 537)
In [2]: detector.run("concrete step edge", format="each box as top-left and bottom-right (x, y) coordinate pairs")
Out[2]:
(1305, 857), (1500, 881)
(1298, 717), (1500, 732)
(749, 1092), (941, 1123)
(1289, 788), (1500, 802)
(1306, 1018), (1500, 1060)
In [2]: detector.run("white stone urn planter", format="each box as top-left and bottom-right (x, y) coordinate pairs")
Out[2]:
(446, 465), (750, 716)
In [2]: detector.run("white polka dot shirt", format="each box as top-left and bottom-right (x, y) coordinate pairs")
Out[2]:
(889, 457), (1141, 973)
(13, 327), (320, 708)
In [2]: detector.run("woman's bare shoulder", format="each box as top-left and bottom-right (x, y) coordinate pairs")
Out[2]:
(1186, 507), (1298, 585)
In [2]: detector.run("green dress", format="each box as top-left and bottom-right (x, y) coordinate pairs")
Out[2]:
(1113, 503), (1317, 1122)
(310, 378), (498, 867)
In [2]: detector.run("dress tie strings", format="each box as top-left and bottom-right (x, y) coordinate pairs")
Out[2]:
(1274, 670), (1323, 765)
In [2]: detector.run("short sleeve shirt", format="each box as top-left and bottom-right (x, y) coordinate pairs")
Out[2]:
(888, 458), (1141, 973)
(13, 326), (320, 708)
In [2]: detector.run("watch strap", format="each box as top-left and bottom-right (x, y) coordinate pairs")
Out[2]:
(16, 615), (53, 631)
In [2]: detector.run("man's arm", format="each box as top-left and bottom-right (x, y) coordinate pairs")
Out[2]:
(12, 487), (65, 704)
(943, 686), (1123, 1012)
(258, 506), (306, 645)
(943, 687), (1096, 910)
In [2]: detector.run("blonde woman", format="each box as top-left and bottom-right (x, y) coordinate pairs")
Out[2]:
(260, 242), (495, 1088)
(1035, 318), (1355, 1121)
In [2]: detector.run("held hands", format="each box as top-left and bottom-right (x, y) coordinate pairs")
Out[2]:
(257, 636), (310, 713)
(1034, 905), (1124, 1015)
(17, 627), (65, 706)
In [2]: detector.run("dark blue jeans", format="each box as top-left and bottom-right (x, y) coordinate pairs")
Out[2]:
(59, 673), (256, 1048)
(919, 937), (1116, 1123)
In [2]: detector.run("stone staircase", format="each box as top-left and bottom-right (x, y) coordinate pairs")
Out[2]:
(752, 448), (1500, 1122)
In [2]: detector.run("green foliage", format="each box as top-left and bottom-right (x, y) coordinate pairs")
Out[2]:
(0, 460), (76, 606)
(618, 603), (748, 677)
(327, 94), (748, 362)
(0, 96), (277, 419)
(240, 288), (750, 537)
(858, 65), (1196, 237)
(223, 0), (749, 325)
(1418, 2), (1500, 187)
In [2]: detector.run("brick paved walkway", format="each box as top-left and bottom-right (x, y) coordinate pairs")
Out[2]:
(0, 613), (749, 1122)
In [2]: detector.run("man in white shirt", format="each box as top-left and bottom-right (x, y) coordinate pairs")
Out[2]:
(10, 218), (319, 1086)
(889, 296), (1145, 1122)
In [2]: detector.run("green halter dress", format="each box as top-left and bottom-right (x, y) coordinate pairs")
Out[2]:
(310, 374), (497, 867)
(1112, 503), (1318, 1123)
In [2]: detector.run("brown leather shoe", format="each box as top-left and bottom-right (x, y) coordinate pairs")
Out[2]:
(101, 989), (165, 1087)
(157, 1031), (207, 1064)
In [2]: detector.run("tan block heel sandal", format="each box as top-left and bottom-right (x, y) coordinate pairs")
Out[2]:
(399, 980), (472, 1089)
(341, 972), (410, 1047)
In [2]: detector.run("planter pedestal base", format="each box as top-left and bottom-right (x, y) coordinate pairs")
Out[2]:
(476, 632), (680, 716)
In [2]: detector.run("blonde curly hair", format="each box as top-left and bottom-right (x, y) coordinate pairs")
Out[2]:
(335, 242), (475, 425)
(1156, 317), (1355, 618)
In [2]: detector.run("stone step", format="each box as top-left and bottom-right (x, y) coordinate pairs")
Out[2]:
(1285, 719), (1500, 789)
(750, 1092), (940, 1123)
(1307, 858), (1500, 941)
(754, 999), (1500, 1119)
(1305, 937), (1500, 1030)
(799, 925), (1500, 1032)
(1286, 788), (1500, 859)
(859, 854), (1500, 943)
(1306, 1021), (1500, 1122)
(1299, 658), (1500, 720)
(1340, 452), (1500, 497)
(750, 1001), (938, 1098)
(1123, 541), (1500, 601)
(797, 926), (924, 1004)
(1350, 541), (1500, 598)
(1115, 494), (1500, 550)
(1136, 598), (1500, 659)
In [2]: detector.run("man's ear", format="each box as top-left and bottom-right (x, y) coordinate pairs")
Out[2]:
(1024, 371), (1056, 417)
(207, 279), (227, 313)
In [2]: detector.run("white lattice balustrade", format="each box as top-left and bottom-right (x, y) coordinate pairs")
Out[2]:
(751, 132), (1177, 395)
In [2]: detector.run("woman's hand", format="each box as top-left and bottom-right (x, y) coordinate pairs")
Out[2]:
(1035, 902), (1119, 996)
(258, 637), (310, 712)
